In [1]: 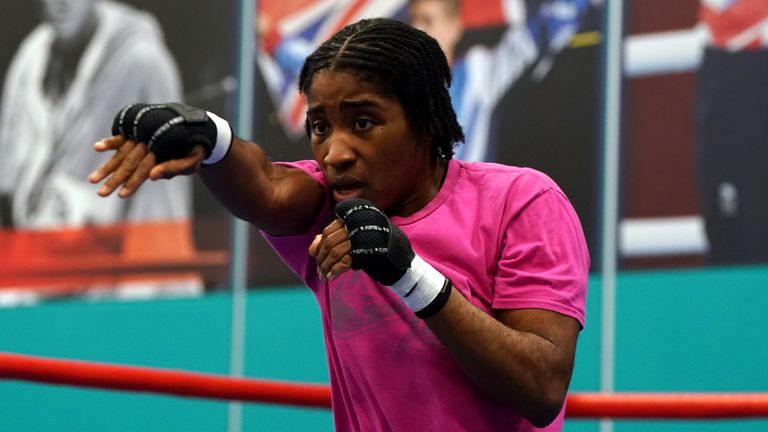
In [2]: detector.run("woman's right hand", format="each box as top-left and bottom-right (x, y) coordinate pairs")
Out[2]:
(88, 135), (206, 198)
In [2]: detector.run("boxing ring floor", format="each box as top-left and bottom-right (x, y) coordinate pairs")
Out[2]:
(2, 265), (768, 431)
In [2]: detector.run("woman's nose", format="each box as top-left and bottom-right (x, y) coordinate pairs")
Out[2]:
(323, 133), (356, 169)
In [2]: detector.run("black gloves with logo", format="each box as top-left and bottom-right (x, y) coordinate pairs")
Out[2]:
(334, 198), (452, 318)
(111, 103), (231, 165)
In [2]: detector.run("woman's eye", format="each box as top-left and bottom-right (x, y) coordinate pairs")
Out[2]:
(311, 121), (328, 135)
(354, 119), (373, 131)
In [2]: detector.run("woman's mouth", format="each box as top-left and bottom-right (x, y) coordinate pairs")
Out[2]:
(331, 179), (365, 202)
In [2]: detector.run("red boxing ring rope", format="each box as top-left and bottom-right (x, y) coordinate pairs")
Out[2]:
(0, 352), (331, 408)
(2, 352), (768, 419)
(566, 392), (768, 419)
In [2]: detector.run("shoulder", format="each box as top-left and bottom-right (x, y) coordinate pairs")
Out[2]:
(3, 25), (52, 93)
(273, 159), (327, 187)
(458, 160), (560, 196)
(274, 159), (323, 175)
(99, 2), (170, 56)
(453, 160), (569, 218)
(99, 1), (163, 33)
(94, 3), (179, 87)
(13, 24), (53, 57)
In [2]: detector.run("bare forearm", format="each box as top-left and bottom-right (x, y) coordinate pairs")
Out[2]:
(198, 138), (273, 219)
(425, 289), (578, 427)
(199, 137), (325, 235)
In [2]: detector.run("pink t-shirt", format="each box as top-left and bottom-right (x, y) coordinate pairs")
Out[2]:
(264, 158), (589, 431)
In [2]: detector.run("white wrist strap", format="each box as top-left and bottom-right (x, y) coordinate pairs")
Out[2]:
(390, 255), (446, 312)
(203, 111), (233, 165)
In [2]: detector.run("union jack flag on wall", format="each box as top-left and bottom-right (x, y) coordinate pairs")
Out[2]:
(256, 0), (409, 137)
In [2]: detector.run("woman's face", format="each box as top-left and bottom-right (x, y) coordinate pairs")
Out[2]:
(306, 70), (439, 217)
(41, 0), (97, 40)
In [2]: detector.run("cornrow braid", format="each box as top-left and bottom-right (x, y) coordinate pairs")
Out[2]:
(298, 18), (464, 159)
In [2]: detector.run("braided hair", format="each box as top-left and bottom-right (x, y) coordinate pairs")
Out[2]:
(298, 18), (464, 160)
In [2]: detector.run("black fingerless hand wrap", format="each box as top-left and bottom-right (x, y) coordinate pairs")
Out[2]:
(334, 198), (415, 285)
(334, 198), (451, 318)
(111, 103), (217, 163)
